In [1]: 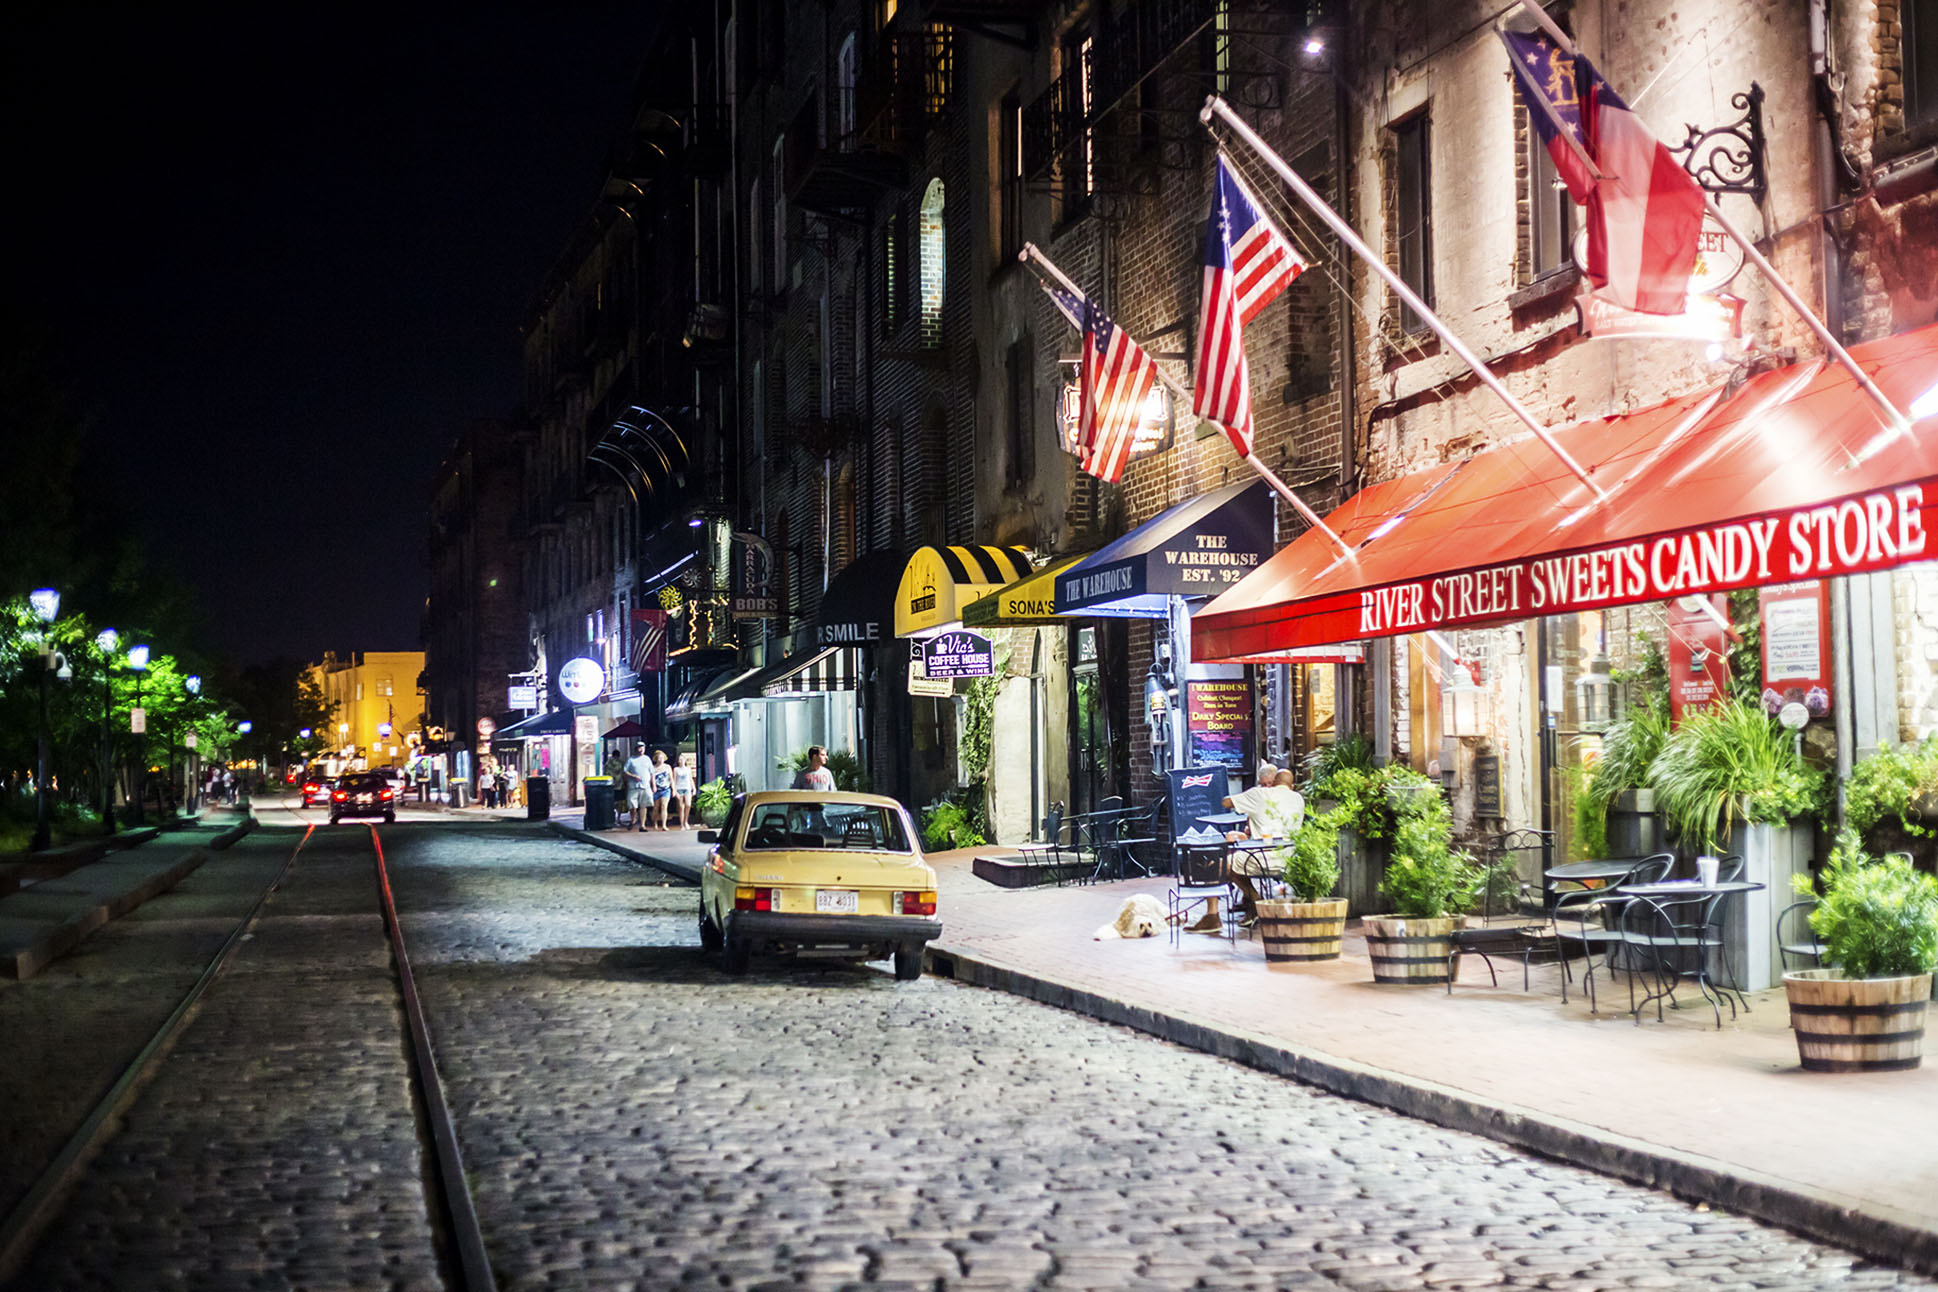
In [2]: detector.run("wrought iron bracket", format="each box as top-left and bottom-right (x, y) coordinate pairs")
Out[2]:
(1671, 82), (1767, 205)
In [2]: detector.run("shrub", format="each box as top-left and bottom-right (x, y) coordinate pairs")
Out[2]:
(1797, 830), (1938, 978)
(1844, 736), (1938, 840)
(1378, 791), (1481, 919)
(1309, 763), (1437, 843)
(1647, 698), (1826, 850)
(920, 796), (985, 851)
(695, 778), (734, 828)
(1279, 806), (1345, 902)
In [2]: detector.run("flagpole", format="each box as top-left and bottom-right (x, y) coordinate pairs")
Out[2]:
(1202, 96), (1608, 502)
(1019, 242), (1354, 554)
(1515, 0), (1910, 436)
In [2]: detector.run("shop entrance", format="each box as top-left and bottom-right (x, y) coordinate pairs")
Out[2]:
(1068, 623), (1128, 816)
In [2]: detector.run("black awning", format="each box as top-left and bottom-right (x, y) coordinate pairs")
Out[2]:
(809, 549), (907, 649)
(758, 646), (857, 697)
(1054, 480), (1274, 617)
(495, 708), (576, 739)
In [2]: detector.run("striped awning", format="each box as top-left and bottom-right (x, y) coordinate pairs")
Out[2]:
(894, 544), (1035, 637)
(664, 666), (759, 722)
(962, 552), (1091, 628)
(758, 647), (857, 697)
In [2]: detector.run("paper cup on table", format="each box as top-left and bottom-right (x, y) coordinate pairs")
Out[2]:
(1697, 855), (1719, 887)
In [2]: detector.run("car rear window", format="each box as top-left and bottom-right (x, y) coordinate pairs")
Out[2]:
(342, 773), (387, 790)
(740, 802), (912, 852)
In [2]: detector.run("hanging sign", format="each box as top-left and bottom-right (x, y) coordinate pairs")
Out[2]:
(476, 717), (497, 737)
(1759, 580), (1832, 718)
(130, 707), (146, 734)
(557, 657), (605, 704)
(1578, 289), (1746, 344)
(1668, 595), (1731, 723)
(630, 609), (670, 671)
(574, 716), (599, 747)
(907, 654), (952, 697)
(508, 685), (538, 709)
(185, 732), (197, 750)
(1186, 679), (1252, 769)
(919, 631), (995, 679)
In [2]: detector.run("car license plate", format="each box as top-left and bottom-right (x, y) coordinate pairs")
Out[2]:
(815, 889), (858, 913)
(357, 795), (373, 804)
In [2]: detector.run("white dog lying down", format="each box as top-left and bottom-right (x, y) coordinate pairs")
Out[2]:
(1094, 892), (1166, 939)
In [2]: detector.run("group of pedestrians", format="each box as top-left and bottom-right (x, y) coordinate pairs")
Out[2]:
(476, 760), (520, 809)
(620, 743), (693, 831)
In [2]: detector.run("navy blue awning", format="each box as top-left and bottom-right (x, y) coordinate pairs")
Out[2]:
(1054, 480), (1275, 617)
(495, 708), (576, 739)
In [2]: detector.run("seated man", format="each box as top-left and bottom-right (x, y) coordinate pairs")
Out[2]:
(1220, 770), (1307, 924)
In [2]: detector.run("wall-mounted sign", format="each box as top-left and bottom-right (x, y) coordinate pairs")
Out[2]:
(574, 716), (600, 746)
(476, 717), (497, 737)
(1472, 753), (1503, 817)
(1668, 595), (1731, 723)
(919, 631), (995, 679)
(1186, 679), (1252, 769)
(130, 707), (146, 734)
(557, 657), (605, 705)
(1760, 580), (1831, 718)
(508, 685), (538, 709)
(907, 654), (952, 698)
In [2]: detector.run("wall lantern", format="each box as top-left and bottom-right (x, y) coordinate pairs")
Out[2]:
(1576, 654), (1615, 733)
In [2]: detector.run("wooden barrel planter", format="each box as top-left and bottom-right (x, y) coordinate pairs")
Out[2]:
(1257, 898), (1348, 963)
(1784, 969), (1931, 1072)
(1363, 915), (1461, 986)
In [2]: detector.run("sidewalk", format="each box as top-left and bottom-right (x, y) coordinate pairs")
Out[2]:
(0, 813), (256, 979)
(547, 822), (1938, 1275)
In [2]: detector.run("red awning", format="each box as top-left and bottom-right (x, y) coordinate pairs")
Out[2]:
(1193, 322), (1938, 660)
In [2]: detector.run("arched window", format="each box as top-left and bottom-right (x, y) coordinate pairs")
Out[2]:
(919, 178), (945, 348)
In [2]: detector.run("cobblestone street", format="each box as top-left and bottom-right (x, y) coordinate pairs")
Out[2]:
(5, 820), (1934, 1291)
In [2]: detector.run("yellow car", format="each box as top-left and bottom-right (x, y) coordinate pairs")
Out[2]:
(697, 790), (941, 979)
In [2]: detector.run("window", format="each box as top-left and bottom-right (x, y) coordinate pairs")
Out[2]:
(749, 174), (763, 293)
(1078, 34), (1095, 198)
(772, 135), (788, 288)
(356, 682), (364, 701)
(818, 292), (833, 418)
(1392, 113), (1434, 334)
(1908, 1), (1938, 130)
(836, 33), (858, 145)
(919, 178), (945, 347)
(998, 86), (1023, 261)
(883, 209), (902, 334)
(1528, 111), (1574, 279)
(379, 676), (394, 697)
(1006, 337), (1034, 485)
(1212, 0), (1232, 97)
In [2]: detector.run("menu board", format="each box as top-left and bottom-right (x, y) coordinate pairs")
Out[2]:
(1759, 581), (1831, 718)
(1168, 766), (1232, 842)
(1186, 679), (1252, 769)
(1472, 754), (1502, 818)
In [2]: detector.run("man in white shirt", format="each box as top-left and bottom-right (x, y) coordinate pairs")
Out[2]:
(623, 743), (653, 832)
(1217, 769), (1306, 925)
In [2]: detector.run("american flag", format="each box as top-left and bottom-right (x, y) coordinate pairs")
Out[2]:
(629, 608), (667, 674)
(1077, 294), (1159, 484)
(1193, 155), (1305, 457)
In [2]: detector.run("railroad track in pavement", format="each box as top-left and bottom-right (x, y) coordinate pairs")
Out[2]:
(0, 821), (497, 1292)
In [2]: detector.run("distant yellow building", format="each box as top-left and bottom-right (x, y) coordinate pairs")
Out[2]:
(310, 651), (426, 768)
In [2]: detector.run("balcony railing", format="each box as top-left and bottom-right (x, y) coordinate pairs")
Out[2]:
(784, 26), (953, 213)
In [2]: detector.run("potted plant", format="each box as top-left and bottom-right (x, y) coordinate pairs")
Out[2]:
(1844, 735), (1938, 870)
(1648, 697), (1828, 989)
(694, 777), (734, 829)
(1576, 702), (1670, 859)
(1305, 748), (1437, 917)
(1363, 793), (1481, 985)
(1256, 807), (1349, 963)
(1785, 831), (1938, 1071)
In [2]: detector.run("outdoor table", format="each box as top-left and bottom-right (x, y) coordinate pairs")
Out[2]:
(1197, 811), (1248, 831)
(1615, 879), (1765, 1028)
(1543, 858), (1647, 912)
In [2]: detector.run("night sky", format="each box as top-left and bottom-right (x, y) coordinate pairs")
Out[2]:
(6, 6), (658, 664)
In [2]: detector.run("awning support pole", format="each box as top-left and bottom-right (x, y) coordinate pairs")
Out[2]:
(1516, 0), (1910, 437)
(1201, 96), (1608, 504)
(1019, 241), (1356, 556)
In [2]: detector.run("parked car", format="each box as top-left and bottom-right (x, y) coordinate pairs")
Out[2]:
(330, 771), (397, 824)
(299, 773), (335, 808)
(697, 790), (941, 980)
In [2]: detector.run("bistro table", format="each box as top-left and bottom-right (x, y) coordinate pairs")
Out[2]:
(1615, 879), (1765, 1028)
(1197, 811), (1249, 831)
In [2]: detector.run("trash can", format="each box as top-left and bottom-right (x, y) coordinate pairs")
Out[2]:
(526, 774), (551, 821)
(451, 781), (468, 808)
(583, 776), (615, 831)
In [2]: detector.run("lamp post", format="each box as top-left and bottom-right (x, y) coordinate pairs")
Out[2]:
(184, 675), (201, 810)
(237, 721), (253, 803)
(29, 589), (62, 852)
(96, 628), (118, 834)
(128, 644), (150, 824)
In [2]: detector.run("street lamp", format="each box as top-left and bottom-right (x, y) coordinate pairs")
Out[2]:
(128, 643), (150, 824)
(96, 628), (118, 834)
(29, 589), (63, 851)
(182, 675), (202, 810)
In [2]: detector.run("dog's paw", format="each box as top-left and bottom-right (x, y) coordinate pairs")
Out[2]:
(1093, 924), (1122, 940)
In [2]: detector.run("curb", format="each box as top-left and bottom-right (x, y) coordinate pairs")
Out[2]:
(0, 828), (163, 899)
(926, 945), (1938, 1278)
(210, 816), (258, 851)
(546, 822), (701, 884)
(5, 850), (211, 980)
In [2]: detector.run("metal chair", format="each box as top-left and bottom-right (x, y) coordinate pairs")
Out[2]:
(1113, 798), (1164, 878)
(1168, 843), (1238, 945)
(1777, 897), (1826, 973)
(1550, 852), (1674, 1011)
(1011, 801), (1088, 884)
(1621, 886), (1747, 1027)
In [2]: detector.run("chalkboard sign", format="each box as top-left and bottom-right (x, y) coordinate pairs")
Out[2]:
(1473, 754), (1503, 819)
(1167, 766), (1232, 845)
(1186, 679), (1252, 769)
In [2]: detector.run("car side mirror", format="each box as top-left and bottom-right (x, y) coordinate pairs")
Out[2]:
(697, 829), (718, 844)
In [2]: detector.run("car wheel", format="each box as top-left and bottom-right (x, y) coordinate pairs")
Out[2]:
(893, 945), (924, 982)
(698, 906), (723, 953)
(722, 930), (751, 976)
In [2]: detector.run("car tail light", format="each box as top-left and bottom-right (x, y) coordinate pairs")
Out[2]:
(332, 791), (347, 801)
(894, 890), (937, 916)
(733, 887), (776, 912)
(380, 789), (393, 800)
(304, 783), (319, 793)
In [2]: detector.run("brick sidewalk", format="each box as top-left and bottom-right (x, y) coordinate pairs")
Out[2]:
(550, 824), (1938, 1273)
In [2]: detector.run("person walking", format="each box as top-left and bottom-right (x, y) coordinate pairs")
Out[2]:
(650, 749), (674, 830)
(623, 743), (653, 832)
(672, 754), (695, 830)
(478, 764), (495, 809)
